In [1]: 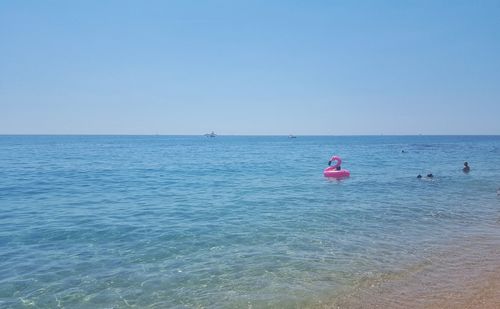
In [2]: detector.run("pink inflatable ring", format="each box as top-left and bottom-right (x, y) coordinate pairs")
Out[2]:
(324, 155), (350, 178)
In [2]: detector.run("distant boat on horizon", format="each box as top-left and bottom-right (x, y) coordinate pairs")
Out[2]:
(288, 134), (297, 138)
(204, 131), (217, 137)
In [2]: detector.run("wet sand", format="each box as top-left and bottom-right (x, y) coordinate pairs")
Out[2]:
(325, 234), (500, 309)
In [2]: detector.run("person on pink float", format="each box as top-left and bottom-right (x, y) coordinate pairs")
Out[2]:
(324, 155), (350, 178)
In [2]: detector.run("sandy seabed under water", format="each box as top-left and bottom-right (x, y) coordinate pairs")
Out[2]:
(322, 233), (500, 309)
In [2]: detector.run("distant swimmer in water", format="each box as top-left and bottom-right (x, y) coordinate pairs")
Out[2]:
(417, 174), (434, 179)
(463, 162), (470, 173)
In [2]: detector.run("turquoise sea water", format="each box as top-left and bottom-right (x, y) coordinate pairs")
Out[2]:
(1, 135), (499, 308)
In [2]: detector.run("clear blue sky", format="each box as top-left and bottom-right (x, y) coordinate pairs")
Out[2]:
(1, 0), (499, 135)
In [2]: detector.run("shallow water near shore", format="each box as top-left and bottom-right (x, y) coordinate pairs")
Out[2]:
(1, 135), (499, 308)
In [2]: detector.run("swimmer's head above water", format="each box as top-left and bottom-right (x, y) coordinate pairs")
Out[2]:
(463, 162), (470, 173)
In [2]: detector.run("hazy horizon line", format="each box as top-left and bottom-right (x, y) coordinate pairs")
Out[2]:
(1, 133), (499, 137)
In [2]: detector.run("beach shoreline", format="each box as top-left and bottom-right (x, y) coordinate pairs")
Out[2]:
(326, 234), (500, 309)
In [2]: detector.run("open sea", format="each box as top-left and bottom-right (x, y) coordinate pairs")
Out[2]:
(1, 135), (499, 308)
